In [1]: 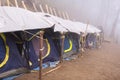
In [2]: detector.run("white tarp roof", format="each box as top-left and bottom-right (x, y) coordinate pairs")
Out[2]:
(0, 6), (101, 34)
(73, 22), (101, 33)
(35, 12), (68, 32)
(51, 16), (101, 34)
(0, 6), (52, 33)
(88, 25), (101, 33)
(50, 15), (81, 34)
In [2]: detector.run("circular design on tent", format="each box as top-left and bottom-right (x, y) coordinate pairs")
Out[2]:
(0, 34), (9, 68)
(37, 39), (50, 61)
(64, 39), (72, 53)
(32, 38), (50, 60)
(42, 39), (50, 59)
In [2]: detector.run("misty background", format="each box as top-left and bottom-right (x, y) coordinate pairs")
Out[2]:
(1, 0), (120, 44)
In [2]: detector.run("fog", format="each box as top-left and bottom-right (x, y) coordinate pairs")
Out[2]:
(37, 0), (120, 44)
(1, 0), (120, 43)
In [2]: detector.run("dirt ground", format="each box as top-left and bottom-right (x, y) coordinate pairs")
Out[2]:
(15, 42), (120, 80)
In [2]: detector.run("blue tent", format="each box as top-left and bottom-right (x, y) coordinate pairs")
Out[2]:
(22, 29), (60, 69)
(86, 33), (97, 48)
(65, 33), (80, 53)
(64, 35), (76, 53)
(0, 33), (28, 74)
(52, 32), (80, 59)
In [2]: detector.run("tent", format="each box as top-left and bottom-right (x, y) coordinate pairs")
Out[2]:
(64, 33), (80, 53)
(22, 28), (60, 69)
(85, 33), (97, 48)
(0, 33), (29, 79)
(0, 6), (52, 78)
(0, 6), (102, 79)
(0, 6), (52, 33)
(52, 32), (80, 59)
(0, 6), (69, 76)
(35, 13), (83, 56)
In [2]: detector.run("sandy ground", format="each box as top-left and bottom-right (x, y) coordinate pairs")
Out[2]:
(15, 42), (120, 80)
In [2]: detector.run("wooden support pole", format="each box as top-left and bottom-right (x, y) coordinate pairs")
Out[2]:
(85, 22), (89, 35)
(45, 4), (50, 14)
(65, 12), (70, 20)
(33, 3), (38, 12)
(58, 11), (62, 18)
(0, 0), (1, 6)
(39, 31), (44, 80)
(62, 12), (67, 19)
(14, 0), (18, 7)
(60, 32), (65, 63)
(7, 0), (10, 6)
(42, 65), (61, 76)
(21, 1), (27, 10)
(53, 8), (57, 16)
(39, 4), (44, 13)
(80, 22), (89, 54)
(49, 7), (54, 15)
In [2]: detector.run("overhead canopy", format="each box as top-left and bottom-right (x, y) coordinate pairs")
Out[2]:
(0, 6), (52, 33)
(0, 6), (101, 34)
(88, 25), (101, 33)
(35, 12), (68, 32)
(73, 22), (101, 33)
(50, 15), (81, 34)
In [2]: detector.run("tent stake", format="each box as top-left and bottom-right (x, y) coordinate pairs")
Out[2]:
(60, 32), (65, 63)
(39, 31), (44, 80)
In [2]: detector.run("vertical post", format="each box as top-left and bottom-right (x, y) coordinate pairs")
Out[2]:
(53, 8), (57, 16)
(58, 11), (62, 18)
(39, 31), (44, 80)
(65, 12), (70, 20)
(45, 4), (50, 14)
(83, 22), (88, 50)
(60, 32), (65, 63)
(49, 7), (54, 15)
(14, 0), (18, 7)
(62, 12), (67, 19)
(33, 3), (38, 12)
(0, 0), (1, 6)
(39, 4), (44, 13)
(85, 22), (89, 35)
(21, 1), (27, 10)
(7, 0), (10, 6)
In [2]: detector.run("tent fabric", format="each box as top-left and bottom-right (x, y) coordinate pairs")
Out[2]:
(67, 33), (80, 53)
(52, 32), (78, 55)
(0, 35), (6, 66)
(0, 34), (27, 73)
(64, 37), (76, 53)
(35, 12), (68, 32)
(72, 22), (101, 33)
(23, 30), (60, 69)
(0, 6), (101, 34)
(86, 33), (97, 48)
(62, 33), (79, 58)
(0, 6), (52, 33)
